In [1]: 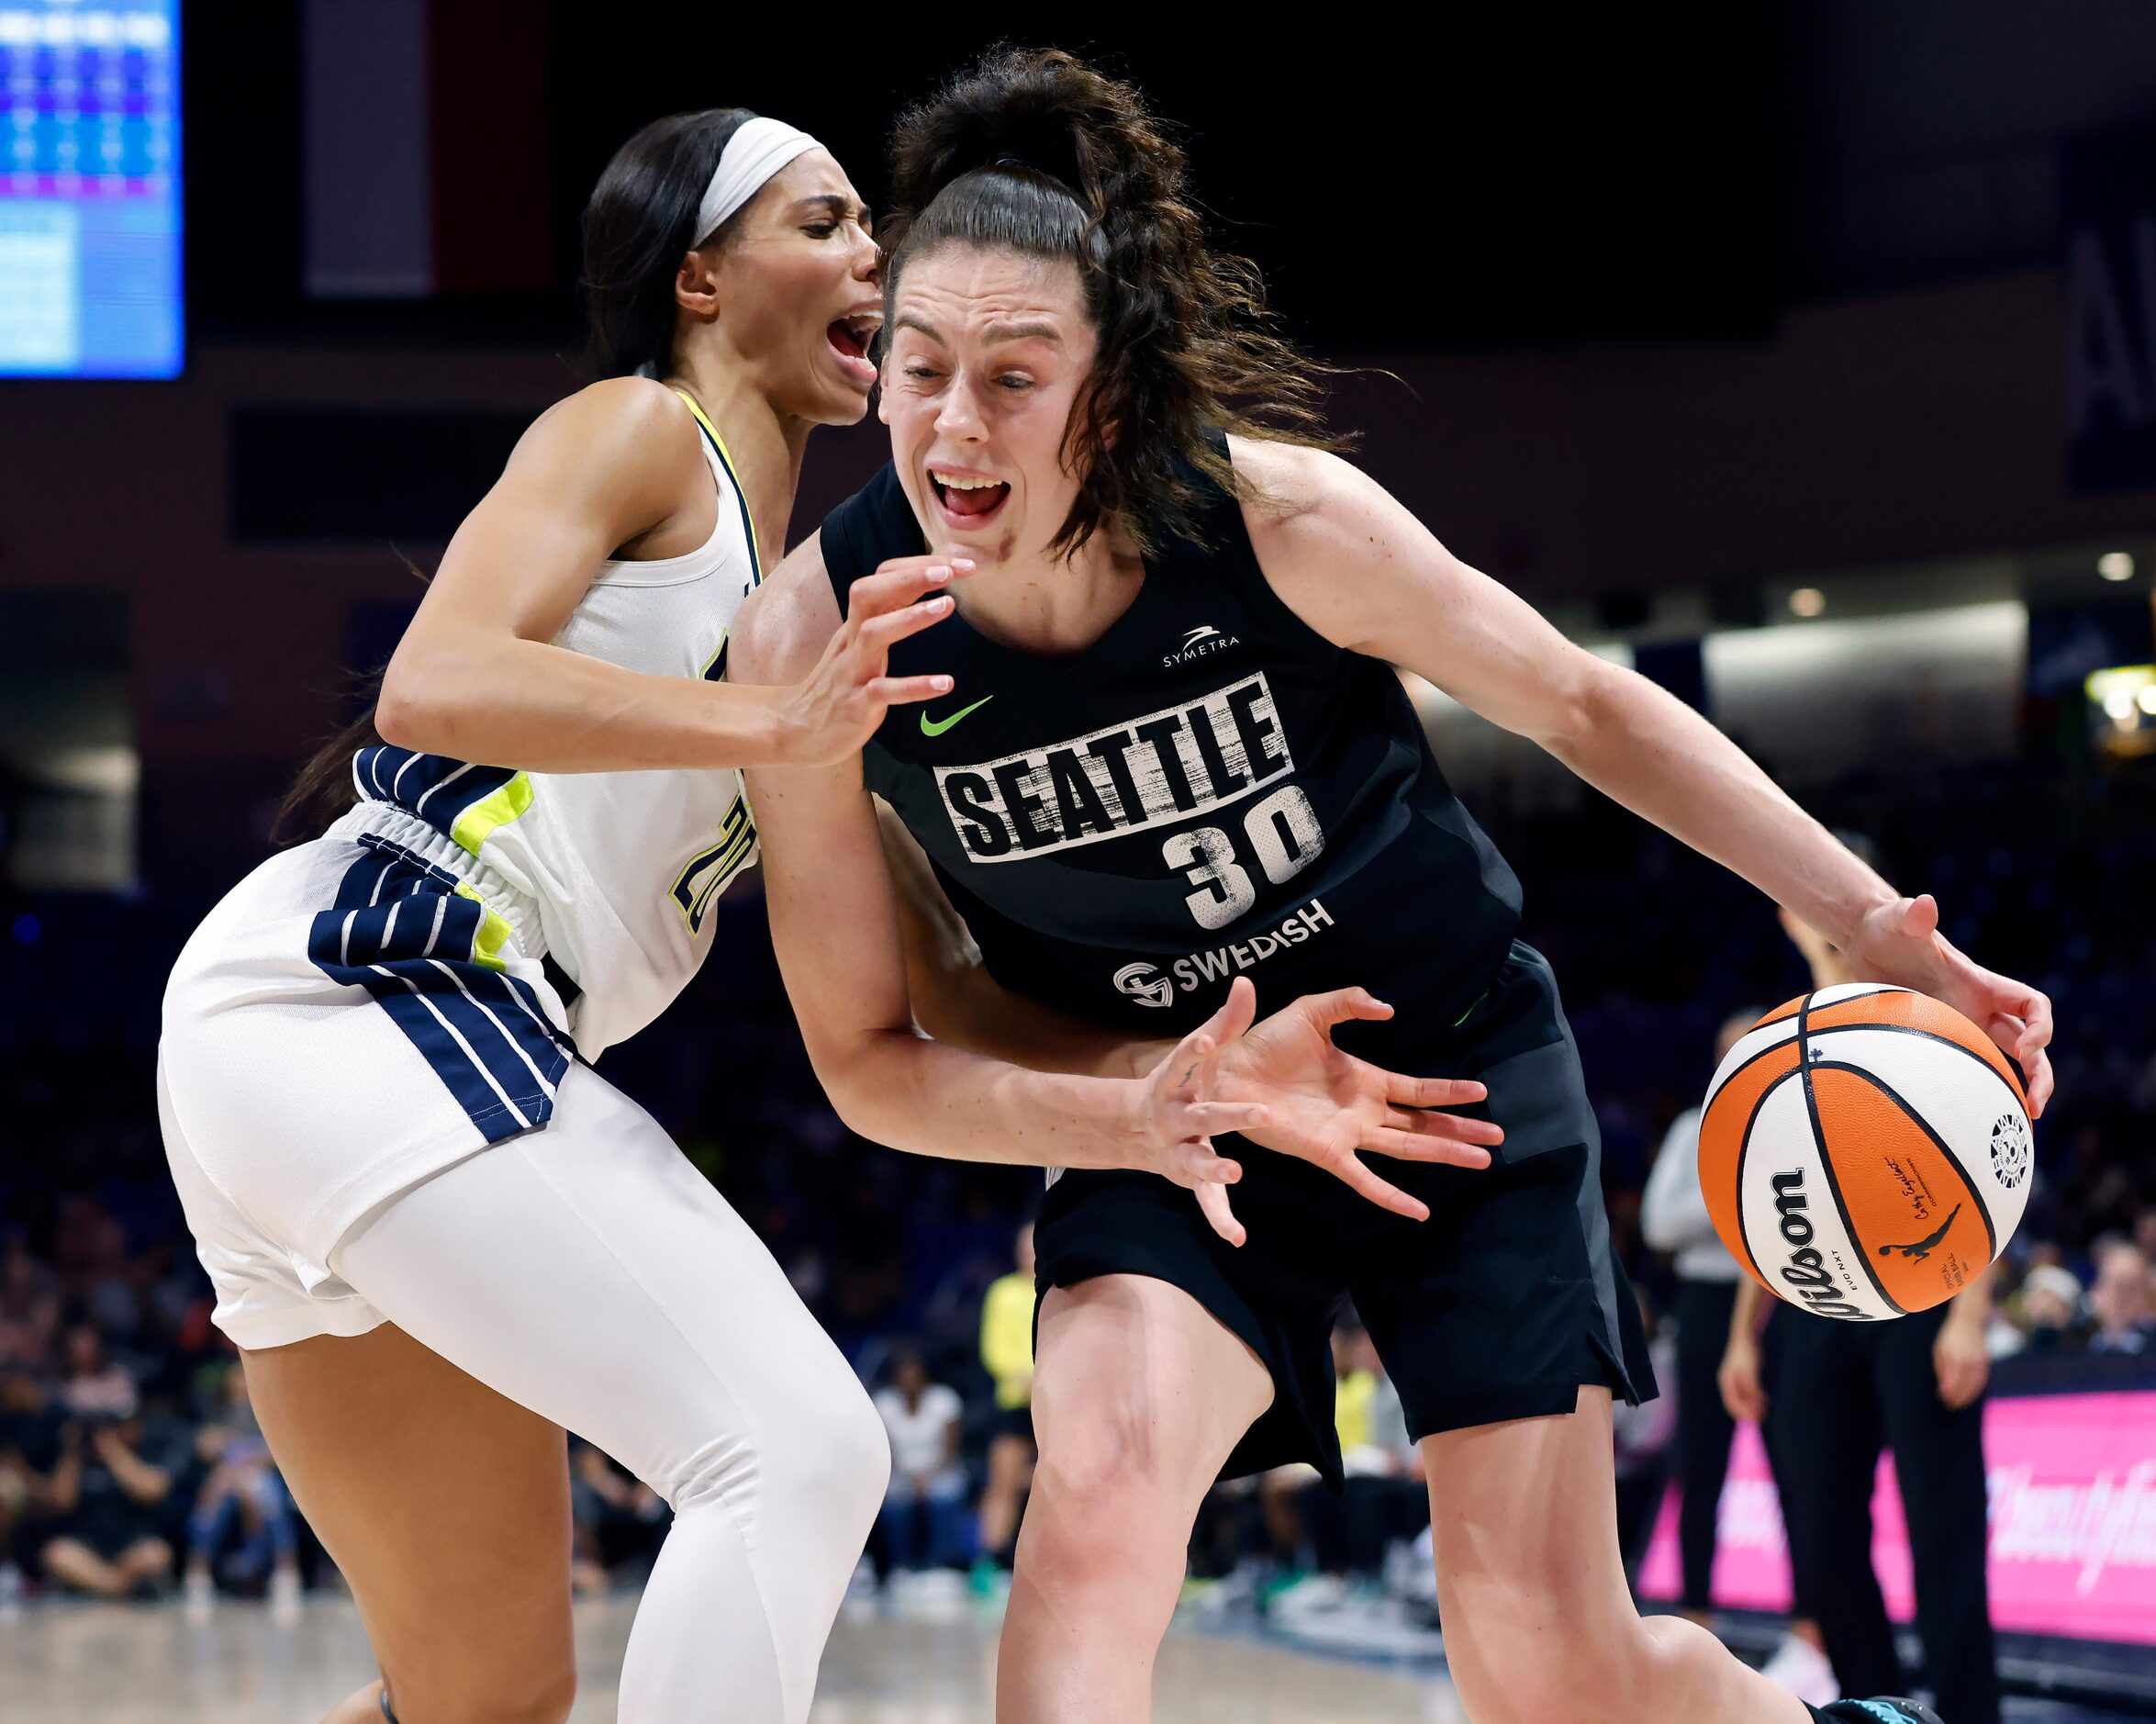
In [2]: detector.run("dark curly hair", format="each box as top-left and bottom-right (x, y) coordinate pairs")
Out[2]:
(881, 48), (1346, 559)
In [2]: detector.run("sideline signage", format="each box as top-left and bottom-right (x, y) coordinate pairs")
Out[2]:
(1638, 1388), (2156, 1645)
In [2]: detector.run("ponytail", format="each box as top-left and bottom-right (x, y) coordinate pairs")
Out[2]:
(271, 692), (380, 845)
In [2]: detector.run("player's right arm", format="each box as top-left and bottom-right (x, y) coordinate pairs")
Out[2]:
(732, 539), (1269, 1235)
(375, 378), (952, 773)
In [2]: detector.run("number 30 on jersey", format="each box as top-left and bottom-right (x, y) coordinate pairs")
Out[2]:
(1163, 784), (1324, 931)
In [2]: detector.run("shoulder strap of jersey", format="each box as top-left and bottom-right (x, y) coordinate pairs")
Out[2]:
(670, 387), (765, 584)
(1161, 428), (1345, 662)
(821, 463), (923, 619)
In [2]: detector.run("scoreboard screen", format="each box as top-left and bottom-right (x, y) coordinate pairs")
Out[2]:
(0, 1), (180, 378)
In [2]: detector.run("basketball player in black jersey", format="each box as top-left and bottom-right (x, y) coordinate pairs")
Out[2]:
(736, 50), (2054, 1724)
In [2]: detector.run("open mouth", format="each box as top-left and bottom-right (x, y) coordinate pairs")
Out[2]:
(826, 312), (881, 386)
(929, 467), (1011, 524)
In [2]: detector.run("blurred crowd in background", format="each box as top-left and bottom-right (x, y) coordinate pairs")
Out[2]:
(4, 751), (2153, 1618)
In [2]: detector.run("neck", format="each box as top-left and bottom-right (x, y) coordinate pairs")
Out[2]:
(669, 348), (811, 567)
(954, 524), (1145, 655)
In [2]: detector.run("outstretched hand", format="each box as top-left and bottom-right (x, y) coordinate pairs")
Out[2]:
(1844, 892), (2054, 1114)
(1133, 978), (1274, 1246)
(1212, 987), (1502, 1224)
(776, 556), (972, 766)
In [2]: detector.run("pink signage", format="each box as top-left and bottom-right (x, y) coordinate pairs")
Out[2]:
(1637, 1391), (2156, 1645)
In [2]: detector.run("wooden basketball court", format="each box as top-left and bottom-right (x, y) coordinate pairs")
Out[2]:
(0, 1593), (1463, 1722)
(4, 1590), (2132, 1720)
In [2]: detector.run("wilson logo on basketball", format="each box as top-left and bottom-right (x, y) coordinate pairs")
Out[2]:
(1770, 1170), (1874, 1320)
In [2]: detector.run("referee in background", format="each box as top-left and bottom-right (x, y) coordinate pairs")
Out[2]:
(1721, 834), (2001, 1724)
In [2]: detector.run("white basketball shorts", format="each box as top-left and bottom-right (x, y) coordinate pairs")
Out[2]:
(159, 810), (576, 1348)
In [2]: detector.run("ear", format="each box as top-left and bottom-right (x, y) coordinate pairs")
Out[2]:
(876, 359), (892, 425)
(674, 245), (722, 322)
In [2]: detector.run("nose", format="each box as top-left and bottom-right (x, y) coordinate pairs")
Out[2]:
(849, 221), (879, 283)
(934, 373), (986, 441)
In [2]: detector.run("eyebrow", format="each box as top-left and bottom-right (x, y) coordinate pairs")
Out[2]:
(890, 312), (1062, 346)
(791, 193), (867, 222)
(981, 320), (1063, 345)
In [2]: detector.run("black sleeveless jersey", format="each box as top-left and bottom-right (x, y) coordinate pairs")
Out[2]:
(821, 447), (1525, 1068)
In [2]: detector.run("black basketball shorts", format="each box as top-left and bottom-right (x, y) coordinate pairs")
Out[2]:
(1034, 940), (1657, 1489)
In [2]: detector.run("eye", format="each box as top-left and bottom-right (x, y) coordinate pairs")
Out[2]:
(997, 375), (1033, 392)
(902, 365), (941, 381)
(803, 222), (837, 239)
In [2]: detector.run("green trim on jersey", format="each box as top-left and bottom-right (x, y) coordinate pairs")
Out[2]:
(451, 771), (535, 857)
(672, 388), (764, 585)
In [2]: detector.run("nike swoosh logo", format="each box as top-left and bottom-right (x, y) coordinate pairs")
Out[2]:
(920, 696), (994, 738)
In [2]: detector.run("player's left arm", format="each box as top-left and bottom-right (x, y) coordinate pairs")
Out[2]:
(1233, 435), (2054, 1113)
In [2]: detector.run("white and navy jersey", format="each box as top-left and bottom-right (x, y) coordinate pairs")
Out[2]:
(345, 390), (761, 1061)
(820, 434), (1525, 1076)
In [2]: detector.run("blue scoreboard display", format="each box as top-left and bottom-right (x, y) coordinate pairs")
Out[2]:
(0, 1), (180, 378)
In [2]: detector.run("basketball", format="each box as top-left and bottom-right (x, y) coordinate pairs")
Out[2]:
(1699, 983), (2032, 1321)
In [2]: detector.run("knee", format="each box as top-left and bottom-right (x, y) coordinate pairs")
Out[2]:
(761, 1360), (888, 1539)
(1023, 1413), (1168, 1584)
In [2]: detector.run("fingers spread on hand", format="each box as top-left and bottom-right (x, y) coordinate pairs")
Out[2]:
(1185, 1102), (1271, 1137)
(2016, 988), (2055, 1055)
(850, 557), (975, 620)
(1196, 1179), (1246, 1248)
(1308, 987), (1394, 1027)
(858, 596), (954, 651)
(1364, 1127), (1492, 1169)
(867, 675), (955, 706)
(1382, 1106), (1503, 1146)
(1388, 1074), (1487, 1109)
(2026, 1050), (2055, 1117)
(1987, 986), (2056, 1116)
(1212, 976), (1258, 1044)
(1166, 1029), (1216, 1099)
(1325, 1154), (1432, 1223)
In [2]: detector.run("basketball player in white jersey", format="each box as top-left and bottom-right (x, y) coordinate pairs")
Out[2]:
(159, 112), (1486, 1724)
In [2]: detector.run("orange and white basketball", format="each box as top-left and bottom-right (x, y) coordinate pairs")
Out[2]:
(1698, 983), (2031, 1321)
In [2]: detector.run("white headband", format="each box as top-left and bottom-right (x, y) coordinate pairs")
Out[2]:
(694, 117), (822, 244)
